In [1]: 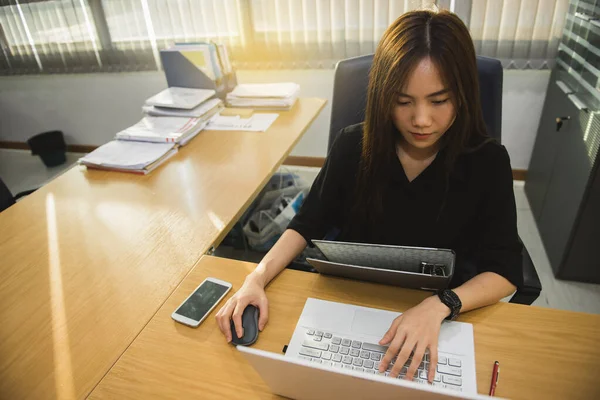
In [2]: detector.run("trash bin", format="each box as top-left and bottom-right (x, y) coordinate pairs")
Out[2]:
(27, 130), (67, 167)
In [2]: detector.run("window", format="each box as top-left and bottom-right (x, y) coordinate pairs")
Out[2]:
(0, 0), (570, 75)
(100, 0), (244, 70)
(0, 0), (102, 73)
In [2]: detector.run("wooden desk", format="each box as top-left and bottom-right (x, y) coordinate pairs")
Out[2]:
(0, 98), (326, 400)
(89, 256), (600, 400)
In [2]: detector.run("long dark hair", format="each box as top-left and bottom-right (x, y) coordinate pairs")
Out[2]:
(351, 9), (490, 234)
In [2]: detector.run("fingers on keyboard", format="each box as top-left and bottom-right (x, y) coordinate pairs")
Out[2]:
(299, 328), (463, 390)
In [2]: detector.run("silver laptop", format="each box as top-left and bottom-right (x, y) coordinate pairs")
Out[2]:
(239, 299), (482, 399)
(307, 240), (456, 290)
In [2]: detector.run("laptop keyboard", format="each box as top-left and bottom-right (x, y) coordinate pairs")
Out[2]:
(294, 328), (464, 392)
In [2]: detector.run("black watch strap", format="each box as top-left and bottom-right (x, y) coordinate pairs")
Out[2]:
(437, 289), (462, 320)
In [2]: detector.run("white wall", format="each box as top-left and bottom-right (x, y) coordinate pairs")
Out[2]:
(502, 70), (551, 169)
(0, 69), (549, 169)
(0, 72), (167, 147)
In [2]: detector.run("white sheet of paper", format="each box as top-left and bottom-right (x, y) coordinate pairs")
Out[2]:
(206, 113), (278, 132)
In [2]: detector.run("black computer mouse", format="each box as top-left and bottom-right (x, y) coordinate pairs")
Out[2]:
(230, 305), (260, 346)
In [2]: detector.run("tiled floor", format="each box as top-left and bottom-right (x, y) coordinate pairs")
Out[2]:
(2, 149), (600, 314)
(0, 149), (85, 196)
(514, 180), (600, 314)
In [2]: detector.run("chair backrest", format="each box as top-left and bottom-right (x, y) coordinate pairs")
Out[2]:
(328, 54), (504, 152)
(0, 177), (15, 213)
(327, 55), (541, 305)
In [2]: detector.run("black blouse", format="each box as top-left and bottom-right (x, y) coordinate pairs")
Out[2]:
(288, 124), (523, 289)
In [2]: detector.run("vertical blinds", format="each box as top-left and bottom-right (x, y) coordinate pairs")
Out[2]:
(0, 0), (570, 75)
(0, 0), (102, 73)
(467, 0), (570, 69)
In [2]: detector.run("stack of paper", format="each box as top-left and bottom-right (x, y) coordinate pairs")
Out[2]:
(79, 141), (177, 175)
(79, 46), (237, 176)
(143, 97), (223, 119)
(226, 83), (300, 110)
(145, 87), (216, 109)
(115, 116), (208, 144)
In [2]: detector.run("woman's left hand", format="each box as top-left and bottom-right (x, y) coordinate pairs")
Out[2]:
(378, 295), (450, 382)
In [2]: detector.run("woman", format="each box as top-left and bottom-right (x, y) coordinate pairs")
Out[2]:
(216, 8), (522, 384)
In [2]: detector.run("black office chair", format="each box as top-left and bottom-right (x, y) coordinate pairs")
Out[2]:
(0, 177), (36, 213)
(329, 54), (542, 305)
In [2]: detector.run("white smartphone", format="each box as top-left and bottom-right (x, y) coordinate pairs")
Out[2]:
(171, 277), (232, 327)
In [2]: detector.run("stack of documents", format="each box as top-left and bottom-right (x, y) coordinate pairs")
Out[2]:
(127, 86), (225, 145)
(79, 141), (177, 175)
(78, 48), (237, 175)
(143, 97), (223, 119)
(226, 83), (300, 110)
(115, 116), (208, 145)
(145, 87), (216, 110)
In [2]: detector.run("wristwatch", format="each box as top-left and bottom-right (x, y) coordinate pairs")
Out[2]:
(437, 289), (462, 320)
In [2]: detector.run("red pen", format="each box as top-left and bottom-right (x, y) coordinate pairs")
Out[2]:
(489, 361), (500, 396)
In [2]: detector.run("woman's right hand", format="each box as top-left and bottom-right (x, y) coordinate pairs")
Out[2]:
(215, 274), (269, 342)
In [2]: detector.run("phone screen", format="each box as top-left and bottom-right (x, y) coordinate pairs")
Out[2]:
(174, 280), (230, 322)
